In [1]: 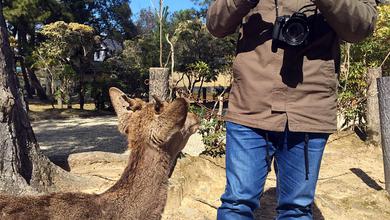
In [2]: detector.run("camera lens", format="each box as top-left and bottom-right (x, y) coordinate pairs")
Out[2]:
(281, 14), (309, 46)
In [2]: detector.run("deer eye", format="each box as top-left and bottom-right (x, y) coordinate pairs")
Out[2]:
(154, 104), (163, 114)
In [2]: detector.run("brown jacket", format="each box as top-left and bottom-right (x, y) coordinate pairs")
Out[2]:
(207, 0), (377, 133)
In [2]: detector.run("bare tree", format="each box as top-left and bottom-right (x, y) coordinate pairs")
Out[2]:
(159, 0), (164, 67)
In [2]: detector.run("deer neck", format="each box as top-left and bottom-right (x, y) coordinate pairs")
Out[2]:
(101, 143), (172, 218)
(108, 143), (171, 193)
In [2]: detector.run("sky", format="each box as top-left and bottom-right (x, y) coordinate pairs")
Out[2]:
(130, 0), (199, 17)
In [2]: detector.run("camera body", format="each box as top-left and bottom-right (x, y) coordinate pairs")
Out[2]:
(272, 12), (310, 53)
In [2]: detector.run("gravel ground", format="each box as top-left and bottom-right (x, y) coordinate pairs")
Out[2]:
(32, 116), (128, 158)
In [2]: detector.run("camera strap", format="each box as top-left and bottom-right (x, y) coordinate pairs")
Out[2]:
(273, 0), (318, 17)
(298, 4), (318, 14)
(274, 0), (279, 17)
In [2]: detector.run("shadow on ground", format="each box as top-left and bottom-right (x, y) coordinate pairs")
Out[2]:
(350, 168), (384, 191)
(255, 188), (324, 219)
(32, 116), (127, 171)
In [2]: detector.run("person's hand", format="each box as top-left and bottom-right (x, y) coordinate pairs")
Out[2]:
(247, 0), (260, 8)
(247, 0), (260, 4)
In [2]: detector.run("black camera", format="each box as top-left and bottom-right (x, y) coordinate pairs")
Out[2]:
(271, 12), (310, 53)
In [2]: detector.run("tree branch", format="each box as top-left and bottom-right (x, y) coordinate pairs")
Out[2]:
(380, 50), (390, 68)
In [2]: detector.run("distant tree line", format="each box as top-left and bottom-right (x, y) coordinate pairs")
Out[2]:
(3, 0), (236, 110)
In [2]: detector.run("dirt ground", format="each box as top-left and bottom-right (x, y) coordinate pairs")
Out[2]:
(30, 104), (390, 220)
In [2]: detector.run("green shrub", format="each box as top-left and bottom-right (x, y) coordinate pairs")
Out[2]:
(190, 105), (226, 157)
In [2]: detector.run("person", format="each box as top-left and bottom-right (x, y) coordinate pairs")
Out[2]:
(206, 0), (378, 219)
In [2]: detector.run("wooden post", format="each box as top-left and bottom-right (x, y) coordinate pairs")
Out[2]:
(367, 67), (382, 144)
(377, 76), (390, 194)
(149, 67), (169, 102)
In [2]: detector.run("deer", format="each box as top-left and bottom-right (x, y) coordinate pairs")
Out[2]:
(0, 87), (200, 220)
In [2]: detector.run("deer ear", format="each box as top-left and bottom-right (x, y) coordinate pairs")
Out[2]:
(109, 87), (135, 134)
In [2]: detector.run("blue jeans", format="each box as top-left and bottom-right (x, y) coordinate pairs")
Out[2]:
(217, 122), (329, 220)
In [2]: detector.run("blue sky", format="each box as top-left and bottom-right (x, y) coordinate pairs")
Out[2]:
(130, 0), (199, 17)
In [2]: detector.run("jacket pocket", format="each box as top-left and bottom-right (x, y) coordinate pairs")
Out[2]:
(320, 59), (338, 93)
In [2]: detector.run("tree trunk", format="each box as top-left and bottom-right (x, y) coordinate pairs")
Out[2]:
(28, 68), (48, 100)
(79, 87), (84, 110)
(15, 17), (46, 101)
(66, 87), (72, 109)
(72, 58), (86, 110)
(202, 87), (207, 104)
(367, 67), (382, 144)
(377, 76), (390, 193)
(0, 5), (59, 195)
(20, 60), (33, 99)
(50, 77), (57, 108)
(196, 78), (205, 102)
(149, 67), (169, 102)
(78, 75), (85, 110)
(190, 79), (199, 97)
(16, 21), (33, 99)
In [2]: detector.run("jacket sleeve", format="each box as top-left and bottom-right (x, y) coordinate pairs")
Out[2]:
(206, 0), (259, 38)
(314, 0), (377, 43)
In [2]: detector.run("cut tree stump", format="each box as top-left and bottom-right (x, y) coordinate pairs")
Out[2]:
(149, 67), (169, 102)
(367, 67), (382, 144)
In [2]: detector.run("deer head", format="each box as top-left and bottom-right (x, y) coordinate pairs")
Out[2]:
(109, 87), (200, 158)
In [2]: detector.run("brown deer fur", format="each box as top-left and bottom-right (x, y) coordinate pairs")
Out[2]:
(0, 87), (200, 220)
